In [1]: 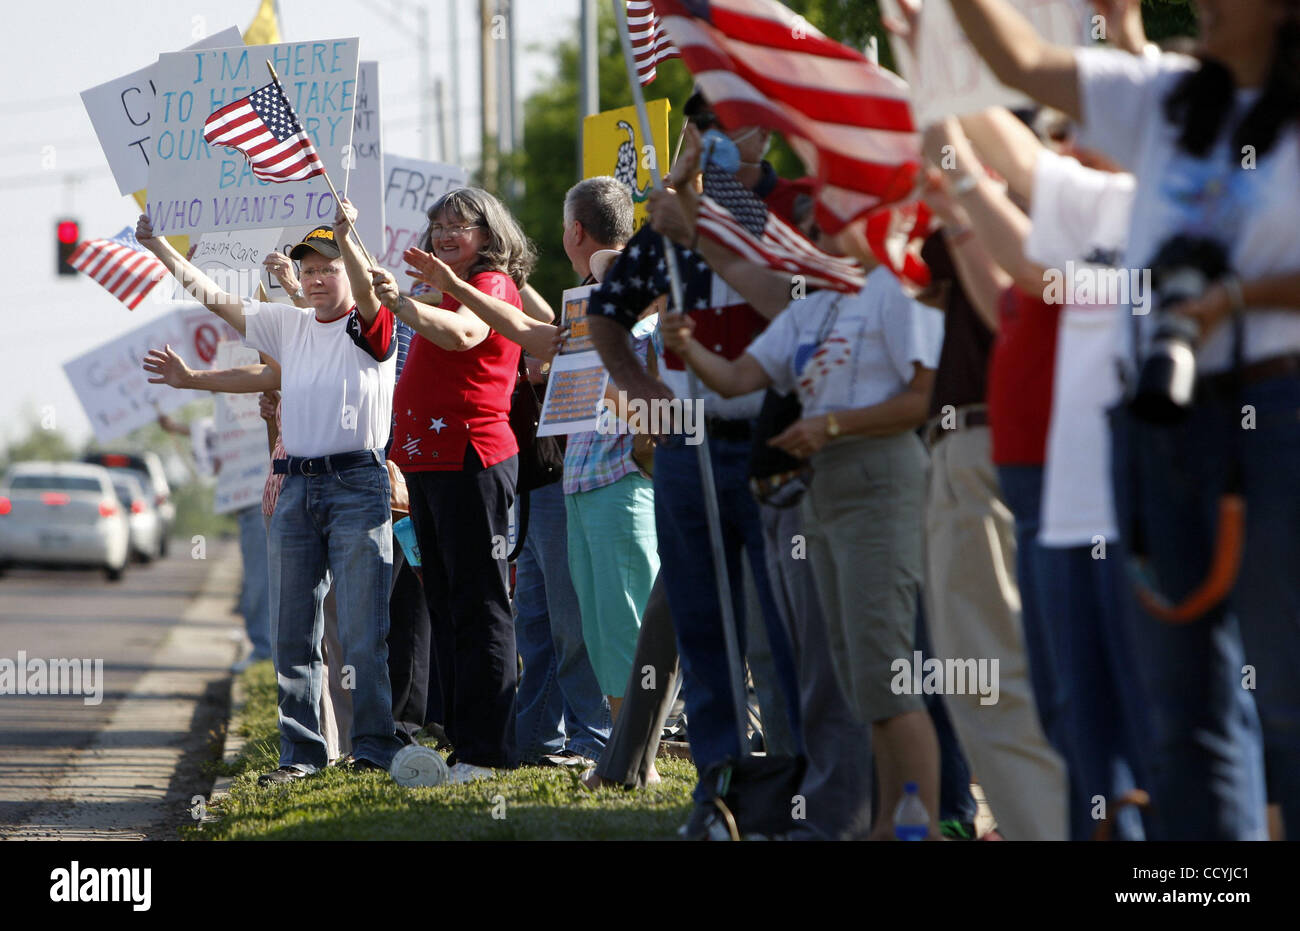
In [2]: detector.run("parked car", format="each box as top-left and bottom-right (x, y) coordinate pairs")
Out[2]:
(82, 451), (174, 556)
(0, 462), (130, 580)
(110, 472), (163, 563)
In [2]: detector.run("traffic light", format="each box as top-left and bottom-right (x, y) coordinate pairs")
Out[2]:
(57, 219), (80, 277)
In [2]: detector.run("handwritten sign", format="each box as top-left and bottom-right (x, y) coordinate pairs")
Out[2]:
(378, 154), (468, 271)
(881, 0), (1087, 126)
(536, 351), (609, 437)
(62, 306), (239, 443)
(344, 60), (385, 255)
(145, 38), (361, 235)
(81, 27), (243, 196)
(193, 226), (286, 298)
(211, 340), (271, 514)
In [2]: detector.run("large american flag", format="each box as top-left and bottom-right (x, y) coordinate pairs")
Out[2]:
(203, 81), (326, 183)
(695, 165), (864, 293)
(628, 1), (680, 85)
(69, 227), (168, 310)
(650, 0), (920, 233)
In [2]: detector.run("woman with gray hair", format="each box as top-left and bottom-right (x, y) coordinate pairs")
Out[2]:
(368, 186), (536, 782)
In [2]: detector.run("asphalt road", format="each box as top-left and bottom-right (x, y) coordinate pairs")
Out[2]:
(0, 540), (242, 839)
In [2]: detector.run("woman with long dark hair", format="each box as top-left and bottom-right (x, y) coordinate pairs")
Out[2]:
(950, 0), (1300, 840)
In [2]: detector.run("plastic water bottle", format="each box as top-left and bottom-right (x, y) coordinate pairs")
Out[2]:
(893, 782), (929, 841)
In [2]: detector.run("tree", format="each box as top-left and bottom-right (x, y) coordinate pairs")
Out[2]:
(0, 407), (77, 471)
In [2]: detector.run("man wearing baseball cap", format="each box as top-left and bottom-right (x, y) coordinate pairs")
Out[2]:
(136, 201), (404, 785)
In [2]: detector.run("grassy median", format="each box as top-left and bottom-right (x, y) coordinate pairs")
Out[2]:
(188, 660), (695, 841)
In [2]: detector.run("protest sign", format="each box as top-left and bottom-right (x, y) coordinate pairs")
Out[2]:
(211, 340), (271, 514)
(343, 61), (384, 255)
(537, 287), (607, 437)
(145, 38), (361, 235)
(81, 27), (243, 197)
(63, 306), (238, 443)
(558, 285), (595, 354)
(377, 155), (468, 271)
(880, 0), (1087, 126)
(193, 227), (286, 298)
(582, 99), (670, 233)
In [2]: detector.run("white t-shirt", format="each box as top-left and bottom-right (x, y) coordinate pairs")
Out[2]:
(241, 299), (396, 458)
(746, 267), (944, 417)
(1076, 47), (1300, 374)
(1026, 149), (1135, 546)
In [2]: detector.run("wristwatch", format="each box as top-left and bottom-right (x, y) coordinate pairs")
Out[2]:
(825, 411), (841, 438)
(291, 286), (306, 300)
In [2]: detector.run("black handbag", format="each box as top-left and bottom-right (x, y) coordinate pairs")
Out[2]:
(507, 356), (565, 560)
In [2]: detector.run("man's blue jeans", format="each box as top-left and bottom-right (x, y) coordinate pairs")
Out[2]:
(1108, 372), (1300, 839)
(268, 459), (402, 772)
(653, 433), (803, 802)
(236, 504), (272, 661)
(515, 482), (610, 761)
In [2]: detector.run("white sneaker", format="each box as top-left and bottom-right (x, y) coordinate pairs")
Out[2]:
(447, 762), (494, 784)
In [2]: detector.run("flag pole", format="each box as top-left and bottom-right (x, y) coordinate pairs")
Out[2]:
(264, 61), (377, 270)
(612, 0), (750, 754)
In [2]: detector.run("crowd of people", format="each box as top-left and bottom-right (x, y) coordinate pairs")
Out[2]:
(134, 0), (1300, 840)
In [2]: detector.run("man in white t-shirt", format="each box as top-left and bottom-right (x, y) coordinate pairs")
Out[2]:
(136, 203), (403, 785)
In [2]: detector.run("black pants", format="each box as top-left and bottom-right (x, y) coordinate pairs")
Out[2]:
(386, 538), (438, 736)
(405, 447), (519, 768)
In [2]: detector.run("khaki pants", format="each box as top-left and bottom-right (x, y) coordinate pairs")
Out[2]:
(923, 427), (1066, 840)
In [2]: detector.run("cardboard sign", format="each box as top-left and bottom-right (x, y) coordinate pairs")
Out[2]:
(536, 351), (609, 438)
(880, 0), (1087, 126)
(62, 306), (239, 443)
(582, 99), (670, 233)
(344, 60), (385, 256)
(145, 38), (361, 235)
(558, 286), (595, 354)
(81, 27), (244, 196)
(211, 340), (271, 514)
(378, 154), (468, 271)
(193, 227), (286, 299)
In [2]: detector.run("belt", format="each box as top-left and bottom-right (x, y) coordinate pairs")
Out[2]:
(924, 405), (988, 448)
(705, 416), (753, 443)
(1198, 352), (1300, 396)
(273, 449), (383, 476)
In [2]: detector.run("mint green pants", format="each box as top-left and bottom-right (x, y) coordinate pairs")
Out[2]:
(565, 473), (659, 696)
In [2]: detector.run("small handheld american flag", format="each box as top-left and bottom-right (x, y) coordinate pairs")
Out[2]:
(70, 227), (169, 310)
(203, 80), (326, 183)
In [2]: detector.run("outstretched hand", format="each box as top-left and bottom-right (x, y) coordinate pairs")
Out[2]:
(403, 246), (458, 294)
(142, 344), (193, 388)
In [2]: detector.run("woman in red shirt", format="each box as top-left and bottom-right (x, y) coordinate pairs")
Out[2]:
(370, 187), (536, 780)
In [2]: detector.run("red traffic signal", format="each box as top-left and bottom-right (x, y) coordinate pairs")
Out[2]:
(57, 218), (80, 276)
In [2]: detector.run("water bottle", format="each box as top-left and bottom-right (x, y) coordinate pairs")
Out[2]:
(893, 782), (929, 841)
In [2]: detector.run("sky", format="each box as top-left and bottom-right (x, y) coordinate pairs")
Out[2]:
(0, 0), (580, 452)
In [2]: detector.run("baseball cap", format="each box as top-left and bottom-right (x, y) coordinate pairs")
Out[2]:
(288, 226), (340, 260)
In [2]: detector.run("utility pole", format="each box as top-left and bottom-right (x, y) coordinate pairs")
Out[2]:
(480, 0), (499, 193)
(578, 0), (598, 176)
(418, 4), (433, 160)
(435, 77), (450, 163)
(449, 0), (462, 165)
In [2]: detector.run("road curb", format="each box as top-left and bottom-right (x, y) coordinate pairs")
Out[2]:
(205, 672), (247, 818)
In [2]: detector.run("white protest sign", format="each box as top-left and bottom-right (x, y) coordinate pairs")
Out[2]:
(343, 61), (384, 255)
(80, 27), (243, 197)
(211, 340), (271, 514)
(62, 306), (238, 443)
(146, 38), (361, 235)
(881, 0), (1087, 126)
(378, 155), (468, 271)
(193, 227), (286, 298)
(537, 351), (609, 437)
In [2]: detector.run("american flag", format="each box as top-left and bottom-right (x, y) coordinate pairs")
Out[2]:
(203, 81), (326, 183)
(695, 165), (864, 293)
(69, 227), (168, 310)
(649, 0), (920, 234)
(628, 0), (679, 85)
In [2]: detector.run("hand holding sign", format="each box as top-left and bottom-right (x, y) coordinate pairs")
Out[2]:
(135, 213), (158, 245)
(263, 252), (300, 293)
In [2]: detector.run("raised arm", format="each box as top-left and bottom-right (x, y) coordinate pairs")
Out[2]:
(334, 199), (382, 323)
(948, 0), (1082, 121)
(143, 344), (281, 393)
(659, 312), (772, 398)
(263, 251), (312, 308)
(135, 214), (247, 336)
(957, 108), (1044, 205)
(371, 257), (491, 352)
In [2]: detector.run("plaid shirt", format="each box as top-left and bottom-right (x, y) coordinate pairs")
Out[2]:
(563, 316), (658, 496)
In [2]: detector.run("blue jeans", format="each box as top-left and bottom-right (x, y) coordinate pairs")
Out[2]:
(236, 505), (272, 661)
(268, 458), (401, 772)
(998, 464), (1149, 840)
(515, 482), (610, 761)
(653, 434), (803, 802)
(1109, 372), (1299, 839)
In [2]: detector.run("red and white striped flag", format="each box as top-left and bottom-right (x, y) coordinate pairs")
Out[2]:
(628, 0), (680, 85)
(650, 0), (921, 237)
(203, 80), (326, 183)
(69, 227), (168, 310)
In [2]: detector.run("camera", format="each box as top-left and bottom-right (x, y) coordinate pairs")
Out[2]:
(1129, 235), (1231, 424)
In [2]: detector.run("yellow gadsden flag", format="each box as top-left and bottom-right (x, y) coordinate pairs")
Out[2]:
(582, 100), (670, 233)
(243, 0), (282, 45)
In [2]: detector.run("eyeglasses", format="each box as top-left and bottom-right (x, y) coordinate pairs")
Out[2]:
(428, 224), (482, 238)
(300, 266), (342, 278)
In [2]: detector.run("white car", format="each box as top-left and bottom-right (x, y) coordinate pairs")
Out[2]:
(0, 462), (130, 581)
(83, 451), (175, 557)
(110, 472), (163, 563)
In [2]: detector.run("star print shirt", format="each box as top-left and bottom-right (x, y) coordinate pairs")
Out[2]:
(390, 270), (523, 472)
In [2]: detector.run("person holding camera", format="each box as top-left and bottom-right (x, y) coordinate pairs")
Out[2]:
(952, 0), (1300, 840)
